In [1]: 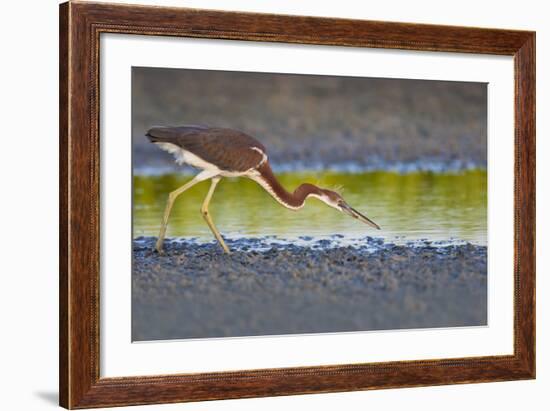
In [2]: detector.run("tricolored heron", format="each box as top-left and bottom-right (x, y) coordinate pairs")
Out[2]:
(147, 125), (380, 254)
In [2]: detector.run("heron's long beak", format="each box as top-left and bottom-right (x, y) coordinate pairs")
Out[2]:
(341, 203), (381, 230)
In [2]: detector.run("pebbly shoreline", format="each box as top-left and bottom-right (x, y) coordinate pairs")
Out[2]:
(132, 237), (487, 341)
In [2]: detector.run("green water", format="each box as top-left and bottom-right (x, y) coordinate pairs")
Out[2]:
(133, 171), (487, 244)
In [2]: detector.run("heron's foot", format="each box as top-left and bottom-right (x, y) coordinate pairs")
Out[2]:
(216, 237), (231, 254)
(218, 238), (231, 254)
(154, 240), (165, 255)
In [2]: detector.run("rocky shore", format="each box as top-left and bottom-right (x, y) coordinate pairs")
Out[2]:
(132, 237), (487, 341)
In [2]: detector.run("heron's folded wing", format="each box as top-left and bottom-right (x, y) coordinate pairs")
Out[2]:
(176, 128), (267, 172)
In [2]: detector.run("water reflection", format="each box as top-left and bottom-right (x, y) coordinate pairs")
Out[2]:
(133, 171), (487, 244)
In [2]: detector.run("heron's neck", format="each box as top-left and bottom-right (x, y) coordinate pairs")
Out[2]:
(253, 163), (323, 210)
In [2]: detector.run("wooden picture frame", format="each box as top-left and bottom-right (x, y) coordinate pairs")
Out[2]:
(59, 1), (535, 408)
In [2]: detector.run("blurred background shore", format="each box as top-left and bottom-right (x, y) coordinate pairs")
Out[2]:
(132, 68), (487, 173)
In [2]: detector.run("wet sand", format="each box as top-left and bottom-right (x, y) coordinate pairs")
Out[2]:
(132, 237), (487, 341)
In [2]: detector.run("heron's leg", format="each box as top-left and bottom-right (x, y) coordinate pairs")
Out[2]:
(201, 177), (230, 254)
(155, 171), (214, 254)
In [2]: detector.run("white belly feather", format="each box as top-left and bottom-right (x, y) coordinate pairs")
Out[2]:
(155, 142), (250, 177)
(155, 142), (214, 169)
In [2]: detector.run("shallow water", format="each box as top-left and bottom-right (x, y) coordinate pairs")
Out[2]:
(133, 170), (487, 245)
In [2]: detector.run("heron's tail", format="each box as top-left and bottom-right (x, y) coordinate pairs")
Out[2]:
(146, 127), (174, 144)
(146, 135), (162, 143)
(146, 124), (210, 144)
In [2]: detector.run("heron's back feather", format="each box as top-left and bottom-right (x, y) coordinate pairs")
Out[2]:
(147, 125), (267, 172)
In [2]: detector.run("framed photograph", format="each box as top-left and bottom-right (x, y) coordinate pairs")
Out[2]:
(59, 1), (535, 408)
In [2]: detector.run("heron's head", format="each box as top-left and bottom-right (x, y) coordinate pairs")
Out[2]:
(316, 189), (381, 230)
